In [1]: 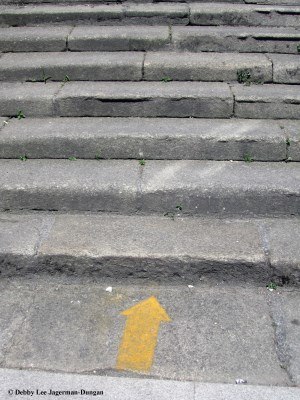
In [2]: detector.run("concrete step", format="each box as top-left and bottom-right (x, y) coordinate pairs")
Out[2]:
(1, 25), (300, 54)
(0, 159), (299, 216)
(1, 81), (300, 119)
(1, 212), (300, 284)
(1, 370), (300, 400)
(0, 51), (277, 83)
(1, 2), (299, 27)
(0, 117), (295, 161)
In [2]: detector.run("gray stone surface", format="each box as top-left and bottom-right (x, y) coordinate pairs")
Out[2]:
(282, 120), (300, 161)
(68, 26), (170, 51)
(0, 52), (144, 81)
(140, 160), (300, 216)
(232, 84), (300, 119)
(0, 4), (124, 26)
(0, 26), (70, 52)
(271, 54), (300, 84)
(0, 3), (189, 26)
(55, 82), (233, 118)
(0, 82), (62, 117)
(0, 368), (299, 400)
(0, 160), (139, 213)
(190, 3), (300, 27)
(172, 26), (300, 54)
(144, 52), (272, 82)
(36, 214), (266, 282)
(0, 117), (286, 161)
(266, 219), (300, 283)
(1, 279), (290, 386)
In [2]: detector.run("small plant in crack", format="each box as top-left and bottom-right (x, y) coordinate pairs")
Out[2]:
(63, 75), (70, 83)
(68, 156), (77, 161)
(16, 110), (25, 120)
(95, 154), (102, 160)
(176, 204), (183, 211)
(266, 282), (278, 291)
(42, 69), (52, 84)
(237, 69), (252, 85)
(164, 211), (175, 220)
(243, 153), (253, 163)
(161, 76), (173, 83)
(286, 138), (291, 147)
(19, 155), (28, 161)
(139, 159), (146, 166)
(297, 44), (300, 53)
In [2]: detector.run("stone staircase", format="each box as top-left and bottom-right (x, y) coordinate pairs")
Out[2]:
(0, 0), (299, 285)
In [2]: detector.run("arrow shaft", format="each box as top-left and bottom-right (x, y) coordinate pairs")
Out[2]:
(117, 315), (160, 372)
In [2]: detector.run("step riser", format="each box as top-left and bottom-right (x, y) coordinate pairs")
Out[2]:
(0, 118), (290, 161)
(1, 83), (300, 120)
(0, 213), (299, 285)
(0, 52), (276, 84)
(1, 27), (300, 55)
(0, 160), (299, 216)
(1, 4), (299, 28)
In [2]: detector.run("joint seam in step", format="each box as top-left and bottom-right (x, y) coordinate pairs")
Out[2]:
(66, 25), (75, 51)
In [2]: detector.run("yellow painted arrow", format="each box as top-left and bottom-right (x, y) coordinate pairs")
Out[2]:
(116, 296), (171, 372)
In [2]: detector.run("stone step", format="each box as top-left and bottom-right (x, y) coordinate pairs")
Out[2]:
(1, 211), (299, 284)
(0, 117), (295, 161)
(1, 25), (299, 54)
(0, 51), (277, 83)
(1, 1), (299, 4)
(0, 159), (299, 216)
(1, 2), (299, 27)
(1, 81), (300, 119)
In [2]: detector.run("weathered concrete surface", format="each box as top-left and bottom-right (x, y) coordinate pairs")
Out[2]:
(271, 54), (300, 84)
(0, 160), (299, 216)
(0, 160), (140, 213)
(0, 3), (189, 26)
(0, 369), (299, 400)
(139, 160), (300, 216)
(267, 289), (300, 386)
(0, 278), (291, 386)
(144, 52), (272, 82)
(266, 219), (300, 284)
(282, 120), (300, 161)
(69, 26), (170, 51)
(190, 3), (300, 27)
(172, 26), (300, 54)
(0, 52), (144, 82)
(0, 82), (62, 117)
(0, 26), (70, 52)
(0, 117), (286, 161)
(232, 84), (300, 119)
(55, 82), (233, 118)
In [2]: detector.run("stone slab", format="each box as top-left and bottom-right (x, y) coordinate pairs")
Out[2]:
(68, 26), (170, 51)
(0, 3), (189, 26)
(36, 213), (266, 282)
(140, 160), (300, 217)
(0, 279), (290, 386)
(172, 26), (300, 54)
(190, 3), (300, 28)
(55, 82), (233, 118)
(0, 82), (62, 117)
(144, 52), (272, 82)
(0, 160), (140, 213)
(282, 120), (300, 161)
(232, 84), (300, 119)
(0, 26), (70, 52)
(271, 54), (300, 84)
(266, 219), (300, 284)
(0, 117), (286, 161)
(0, 52), (144, 81)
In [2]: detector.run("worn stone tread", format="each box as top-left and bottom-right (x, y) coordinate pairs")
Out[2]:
(0, 117), (288, 161)
(0, 211), (299, 284)
(0, 159), (299, 216)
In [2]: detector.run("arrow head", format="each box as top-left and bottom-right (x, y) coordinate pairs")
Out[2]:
(121, 296), (171, 322)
